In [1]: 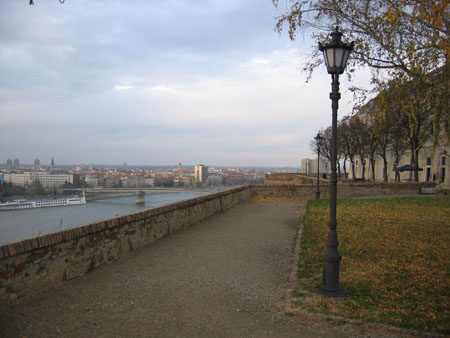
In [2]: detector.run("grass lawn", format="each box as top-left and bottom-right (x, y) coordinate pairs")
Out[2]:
(293, 195), (450, 334)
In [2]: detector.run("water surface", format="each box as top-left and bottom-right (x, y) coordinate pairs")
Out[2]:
(0, 192), (205, 246)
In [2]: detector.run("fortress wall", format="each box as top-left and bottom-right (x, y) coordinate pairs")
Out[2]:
(264, 173), (325, 186)
(254, 182), (435, 199)
(337, 182), (436, 197)
(0, 186), (252, 303)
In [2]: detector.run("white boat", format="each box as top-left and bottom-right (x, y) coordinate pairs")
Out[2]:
(0, 195), (86, 211)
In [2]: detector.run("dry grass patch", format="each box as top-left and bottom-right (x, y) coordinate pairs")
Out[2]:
(293, 196), (450, 334)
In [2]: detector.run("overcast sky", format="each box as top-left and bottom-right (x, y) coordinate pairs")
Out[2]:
(0, 0), (369, 167)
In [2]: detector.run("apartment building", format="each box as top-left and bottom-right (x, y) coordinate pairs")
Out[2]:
(194, 165), (208, 184)
(3, 172), (73, 188)
(350, 144), (449, 186)
(301, 158), (329, 175)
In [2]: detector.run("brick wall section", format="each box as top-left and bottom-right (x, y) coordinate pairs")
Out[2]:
(0, 186), (252, 302)
(264, 173), (327, 186)
(337, 182), (436, 197)
(0, 182), (435, 303)
(254, 182), (436, 199)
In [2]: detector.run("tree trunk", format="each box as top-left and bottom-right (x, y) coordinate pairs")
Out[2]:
(409, 144), (419, 182)
(351, 159), (356, 181)
(343, 156), (348, 177)
(370, 158), (376, 181)
(361, 160), (366, 180)
(414, 149), (420, 182)
(383, 157), (388, 182)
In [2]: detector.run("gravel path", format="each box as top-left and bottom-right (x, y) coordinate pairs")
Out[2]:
(1, 201), (358, 338)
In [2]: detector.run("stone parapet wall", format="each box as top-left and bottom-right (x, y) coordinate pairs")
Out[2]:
(253, 182), (436, 199)
(253, 185), (319, 200)
(264, 173), (327, 186)
(337, 182), (436, 197)
(0, 186), (252, 303)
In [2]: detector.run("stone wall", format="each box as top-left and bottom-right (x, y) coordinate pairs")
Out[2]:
(0, 186), (252, 303)
(337, 182), (436, 197)
(264, 173), (326, 186)
(253, 181), (436, 199)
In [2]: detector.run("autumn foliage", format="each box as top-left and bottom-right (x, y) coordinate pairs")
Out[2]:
(274, 0), (450, 143)
(295, 196), (450, 334)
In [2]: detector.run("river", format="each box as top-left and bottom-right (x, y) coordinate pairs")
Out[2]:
(0, 192), (206, 246)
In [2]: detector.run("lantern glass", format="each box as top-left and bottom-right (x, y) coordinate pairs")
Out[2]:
(326, 48), (335, 68)
(342, 49), (351, 69)
(335, 48), (344, 68)
(323, 50), (330, 69)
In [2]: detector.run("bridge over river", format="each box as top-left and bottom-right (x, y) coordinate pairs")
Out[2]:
(64, 187), (217, 201)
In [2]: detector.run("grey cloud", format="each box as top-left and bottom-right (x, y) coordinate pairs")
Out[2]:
(0, 0), (361, 167)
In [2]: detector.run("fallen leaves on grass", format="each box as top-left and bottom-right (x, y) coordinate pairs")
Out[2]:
(294, 196), (450, 334)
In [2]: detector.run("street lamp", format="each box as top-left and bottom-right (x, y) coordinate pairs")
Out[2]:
(314, 133), (323, 200)
(317, 27), (353, 297)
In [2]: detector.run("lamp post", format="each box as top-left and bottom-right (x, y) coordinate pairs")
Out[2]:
(317, 27), (353, 297)
(315, 133), (323, 200)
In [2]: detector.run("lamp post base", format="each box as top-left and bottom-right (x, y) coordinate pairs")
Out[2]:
(316, 287), (346, 298)
(315, 191), (320, 200)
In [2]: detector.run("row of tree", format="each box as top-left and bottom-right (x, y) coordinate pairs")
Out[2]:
(311, 111), (405, 182)
(311, 63), (447, 182)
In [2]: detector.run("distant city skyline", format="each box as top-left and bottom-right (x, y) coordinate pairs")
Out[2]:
(1, 158), (300, 170)
(0, 1), (370, 167)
